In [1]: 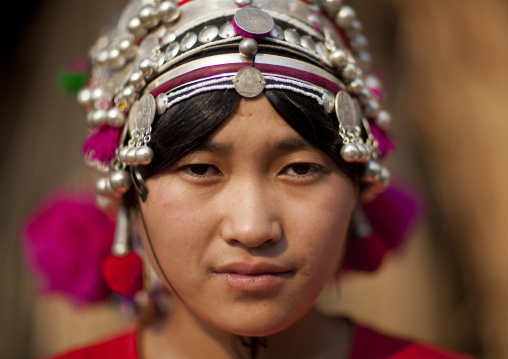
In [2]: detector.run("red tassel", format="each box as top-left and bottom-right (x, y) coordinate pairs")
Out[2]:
(102, 252), (143, 298)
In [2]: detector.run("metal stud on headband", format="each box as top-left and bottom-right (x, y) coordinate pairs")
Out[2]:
(78, 0), (394, 210)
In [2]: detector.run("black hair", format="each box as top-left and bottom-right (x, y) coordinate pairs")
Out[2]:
(142, 89), (361, 182)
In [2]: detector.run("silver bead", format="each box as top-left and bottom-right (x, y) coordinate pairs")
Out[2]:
(341, 63), (357, 82)
(77, 88), (92, 106)
(376, 110), (392, 130)
(346, 20), (363, 37)
(284, 29), (301, 44)
(156, 93), (168, 115)
(108, 48), (126, 70)
(362, 160), (381, 183)
(239, 38), (258, 58)
(135, 146), (154, 165)
(127, 16), (148, 38)
(118, 146), (130, 163)
(358, 87), (372, 106)
(126, 147), (139, 166)
(340, 143), (359, 162)
(365, 99), (380, 118)
(90, 88), (103, 101)
(330, 49), (348, 69)
(138, 6), (159, 29)
(118, 38), (137, 60)
(96, 49), (109, 65)
(322, 0), (343, 16)
(158, 1), (181, 23)
(87, 109), (107, 127)
(122, 85), (137, 104)
(180, 32), (198, 52)
(129, 71), (146, 90)
(109, 170), (132, 193)
(347, 78), (365, 95)
(322, 91), (335, 113)
(106, 108), (126, 127)
(139, 58), (156, 78)
(379, 166), (391, 186)
(198, 25), (219, 43)
(350, 34), (368, 52)
(96, 177), (117, 197)
(335, 6), (357, 28)
(356, 143), (368, 162)
(356, 51), (373, 71)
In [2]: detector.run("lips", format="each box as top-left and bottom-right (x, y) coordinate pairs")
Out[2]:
(212, 262), (294, 292)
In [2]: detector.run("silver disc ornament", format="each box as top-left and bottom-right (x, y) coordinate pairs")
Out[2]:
(335, 91), (358, 131)
(234, 67), (266, 98)
(135, 94), (156, 131)
(234, 7), (274, 37)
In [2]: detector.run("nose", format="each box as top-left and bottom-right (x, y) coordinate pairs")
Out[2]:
(220, 180), (282, 248)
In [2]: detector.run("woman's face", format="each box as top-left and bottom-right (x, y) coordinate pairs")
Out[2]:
(139, 96), (356, 337)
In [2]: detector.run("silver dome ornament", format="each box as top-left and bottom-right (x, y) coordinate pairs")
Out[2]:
(87, 109), (107, 127)
(340, 143), (359, 162)
(158, 1), (181, 23)
(109, 169), (132, 193)
(135, 146), (154, 165)
(161, 32), (176, 46)
(129, 71), (146, 91)
(341, 63), (357, 82)
(138, 5), (159, 29)
(198, 25), (219, 43)
(139, 58), (156, 78)
(106, 108), (126, 127)
(315, 42), (330, 60)
(108, 48), (126, 70)
(165, 42), (180, 61)
(376, 110), (392, 130)
(239, 38), (258, 58)
(235, 0), (252, 6)
(322, 91), (335, 113)
(362, 160), (381, 183)
(322, 0), (343, 16)
(330, 49), (348, 69)
(118, 37), (137, 60)
(234, 7), (274, 38)
(127, 16), (148, 38)
(156, 93), (169, 115)
(219, 22), (237, 39)
(269, 25), (284, 40)
(284, 29), (301, 45)
(300, 35), (316, 52)
(180, 32), (198, 52)
(335, 6), (357, 28)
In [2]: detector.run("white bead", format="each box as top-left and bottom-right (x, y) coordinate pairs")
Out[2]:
(77, 88), (92, 105)
(376, 110), (392, 130)
(90, 88), (103, 101)
(108, 48), (126, 70)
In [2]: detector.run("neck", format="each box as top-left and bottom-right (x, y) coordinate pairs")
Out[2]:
(140, 299), (353, 359)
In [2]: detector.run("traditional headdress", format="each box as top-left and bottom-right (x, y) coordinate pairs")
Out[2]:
(23, 0), (421, 306)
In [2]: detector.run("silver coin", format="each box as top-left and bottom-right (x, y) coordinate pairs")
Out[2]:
(180, 32), (198, 52)
(335, 91), (357, 131)
(269, 24), (284, 39)
(165, 42), (180, 61)
(136, 94), (156, 131)
(300, 35), (316, 52)
(219, 22), (237, 38)
(233, 67), (266, 98)
(284, 29), (301, 45)
(198, 25), (219, 43)
(128, 100), (139, 134)
(234, 8), (274, 36)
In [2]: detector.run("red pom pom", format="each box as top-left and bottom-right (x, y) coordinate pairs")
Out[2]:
(102, 252), (143, 298)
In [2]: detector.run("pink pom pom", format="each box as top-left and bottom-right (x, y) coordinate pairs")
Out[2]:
(342, 182), (424, 272)
(82, 125), (122, 165)
(22, 191), (115, 304)
(370, 121), (397, 157)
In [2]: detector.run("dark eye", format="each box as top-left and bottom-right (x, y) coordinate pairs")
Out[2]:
(182, 164), (221, 177)
(282, 163), (323, 177)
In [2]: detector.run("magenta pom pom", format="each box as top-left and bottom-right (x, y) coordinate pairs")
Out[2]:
(342, 182), (425, 272)
(22, 191), (115, 304)
(370, 121), (396, 157)
(82, 124), (122, 165)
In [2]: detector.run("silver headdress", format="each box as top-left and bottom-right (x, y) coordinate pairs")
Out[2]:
(77, 0), (393, 210)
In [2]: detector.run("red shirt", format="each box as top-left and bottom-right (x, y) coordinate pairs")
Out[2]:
(46, 324), (474, 359)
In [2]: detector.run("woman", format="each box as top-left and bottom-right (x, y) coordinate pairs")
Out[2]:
(31, 0), (474, 357)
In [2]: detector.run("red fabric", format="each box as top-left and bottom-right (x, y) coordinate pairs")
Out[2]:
(44, 323), (474, 359)
(102, 252), (144, 298)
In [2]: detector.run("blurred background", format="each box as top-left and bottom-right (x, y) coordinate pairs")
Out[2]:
(2, 0), (508, 358)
